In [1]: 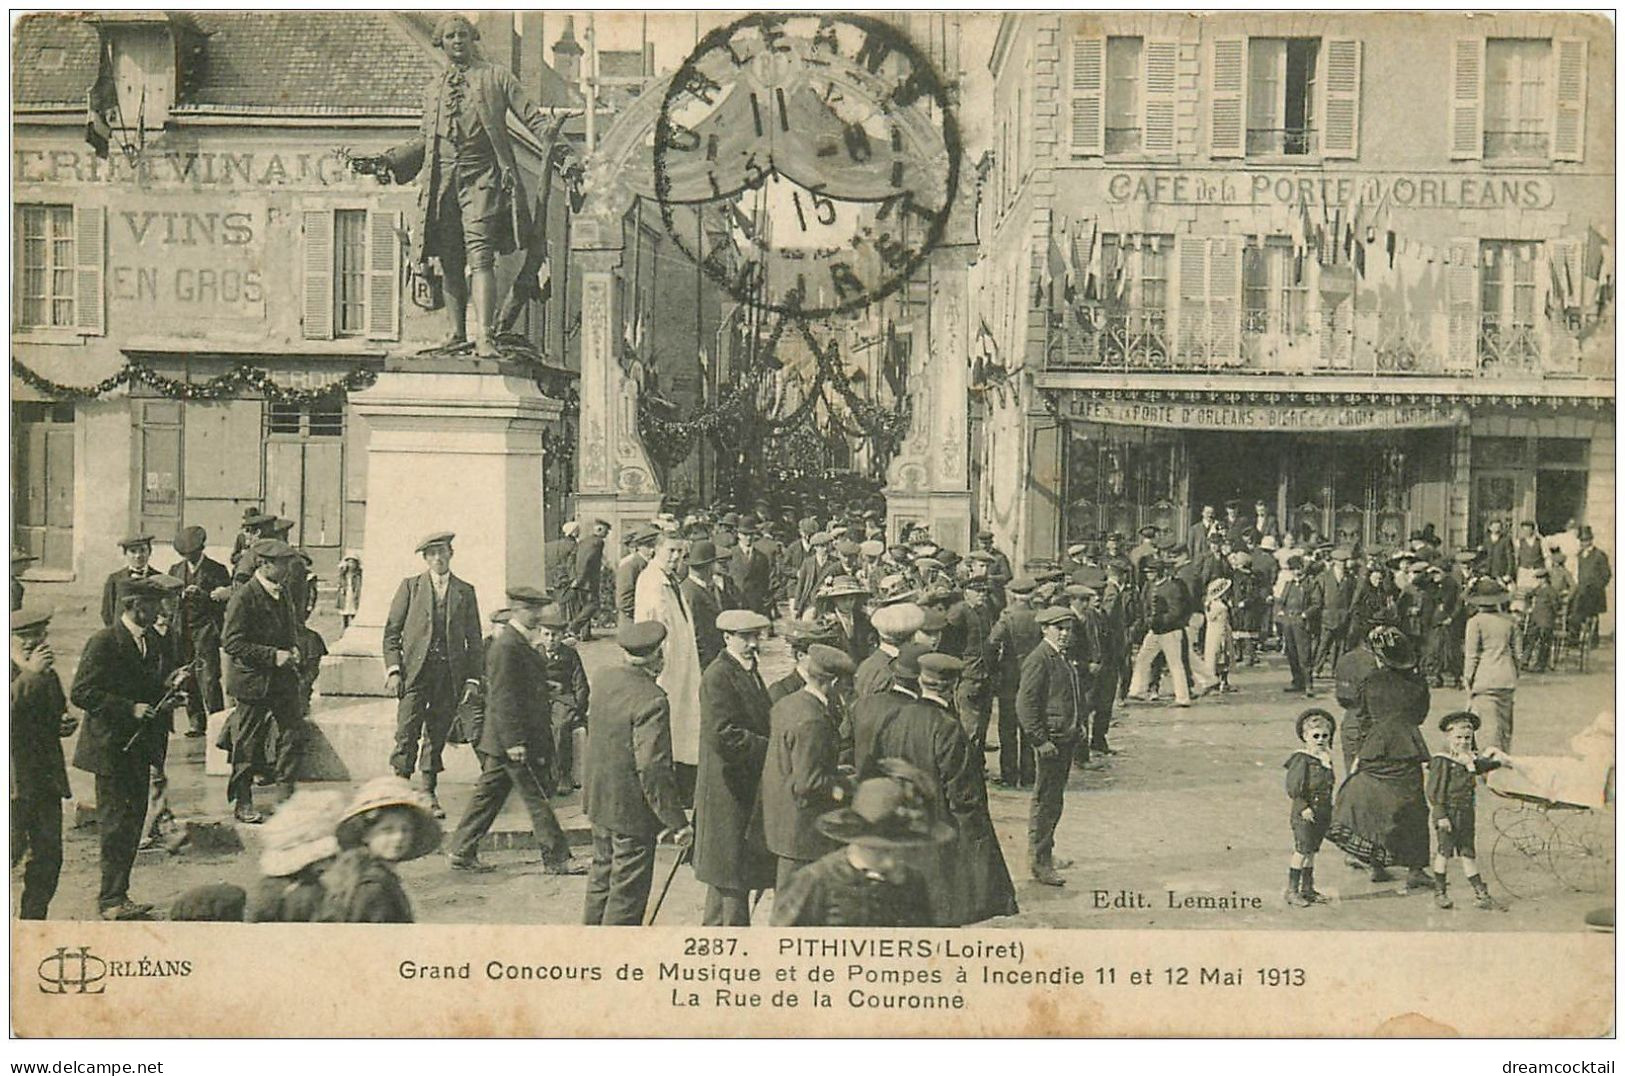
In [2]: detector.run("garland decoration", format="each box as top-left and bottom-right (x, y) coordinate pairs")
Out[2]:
(12, 356), (379, 404)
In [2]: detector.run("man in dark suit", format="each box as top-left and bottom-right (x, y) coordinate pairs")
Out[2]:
(1278, 555), (1322, 694)
(220, 539), (305, 823)
(1483, 519), (1516, 584)
(71, 576), (180, 919)
(1187, 504), (1218, 559)
(1570, 525), (1612, 639)
(615, 525), (659, 627)
(583, 621), (692, 925)
(446, 587), (585, 875)
(382, 531), (484, 818)
(1017, 606), (1087, 887)
(11, 604), (76, 919)
(680, 539), (726, 669)
(759, 644), (854, 891)
(100, 534), (157, 627)
(693, 609), (777, 925)
(536, 603), (590, 793)
(1313, 547), (1360, 676)
(729, 524), (775, 621)
(974, 530), (1013, 604)
(989, 578), (1043, 787)
(168, 525), (231, 737)
(791, 533), (838, 620)
(566, 518), (611, 639)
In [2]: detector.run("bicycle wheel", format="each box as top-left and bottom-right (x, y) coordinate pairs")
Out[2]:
(1550, 810), (1614, 894)
(1490, 811), (1558, 899)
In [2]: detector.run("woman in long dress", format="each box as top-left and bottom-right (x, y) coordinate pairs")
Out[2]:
(1327, 627), (1434, 888)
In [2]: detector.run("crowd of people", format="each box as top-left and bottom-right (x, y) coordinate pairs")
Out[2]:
(7, 495), (1612, 927)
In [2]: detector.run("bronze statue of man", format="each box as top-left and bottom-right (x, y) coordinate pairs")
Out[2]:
(358, 15), (574, 358)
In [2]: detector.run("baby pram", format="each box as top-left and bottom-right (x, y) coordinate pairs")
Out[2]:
(1484, 712), (1614, 898)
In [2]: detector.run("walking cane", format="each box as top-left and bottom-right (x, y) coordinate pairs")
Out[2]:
(644, 842), (691, 926)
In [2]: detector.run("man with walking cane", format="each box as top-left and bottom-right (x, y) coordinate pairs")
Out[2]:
(583, 621), (693, 925)
(446, 587), (586, 876)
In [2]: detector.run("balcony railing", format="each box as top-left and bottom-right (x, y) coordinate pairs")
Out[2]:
(1484, 129), (1551, 161)
(1246, 127), (1317, 156)
(1046, 305), (1611, 380)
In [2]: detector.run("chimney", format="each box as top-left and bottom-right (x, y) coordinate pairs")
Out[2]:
(553, 16), (583, 91)
(520, 12), (548, 103)
(475, 11), (516, 74)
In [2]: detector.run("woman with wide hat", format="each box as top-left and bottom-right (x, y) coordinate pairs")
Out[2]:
(1462, 577), (1521, 752)
(1326, 626), (1434, 888)
(317, 777), (442, 923)
(769, 759), (952, 927)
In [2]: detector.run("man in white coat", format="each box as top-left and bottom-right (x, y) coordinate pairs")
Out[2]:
(635, 534), (703, 804)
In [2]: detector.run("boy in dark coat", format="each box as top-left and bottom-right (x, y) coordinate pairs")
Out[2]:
(99, 534), (158, 627)
(1017, 607), (1087, 886)
(693, 610), (778, 925)
(71, 576), (180, 919)
(10, 604), (76, 919)
(446, 588), (584, 875)
(537, 604), (590, 792)
(759, 644), (854, 891)
(1284, 708), (1337, 907)
(221, 539), (305, 823)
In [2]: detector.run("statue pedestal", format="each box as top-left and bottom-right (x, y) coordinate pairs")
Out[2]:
(320, 357), (561, 701)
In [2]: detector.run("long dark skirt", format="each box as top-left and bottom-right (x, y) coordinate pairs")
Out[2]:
(1327, 761), (1431, 868)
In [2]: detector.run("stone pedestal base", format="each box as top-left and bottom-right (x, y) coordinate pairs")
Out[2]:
(884, 490), (972, 552)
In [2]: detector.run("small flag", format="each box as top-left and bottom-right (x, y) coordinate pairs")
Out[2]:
(84, 40), (118, 159)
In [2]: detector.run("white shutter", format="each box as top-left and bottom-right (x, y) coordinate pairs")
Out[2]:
(1208, 37), (1247, 159)
(1552, 37), (1587, 162)
(1444, 239), (1480, 371)
(1208, 237), (1242, 365)
(366, 209), (401, 341)
(1176, 236), (1209, 364)
(302, 208), (334, 340)
(1070, 35), (1106, 157)
(1448, 38), (1485, 161)
(1320, 38), (1362, 159)
(72, 204), (105, 336)
(1143, 39), (1179, 156)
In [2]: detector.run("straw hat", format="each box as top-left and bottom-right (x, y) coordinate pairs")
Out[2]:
(334, 777), (442, 862)
(258, 789), (346, 877)
(1367, 626), (1417, 670)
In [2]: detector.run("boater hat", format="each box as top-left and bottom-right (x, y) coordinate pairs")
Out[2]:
(818, 574), (869, 600)
(816, 760), (954, 848)
(334, 777), (442, 863)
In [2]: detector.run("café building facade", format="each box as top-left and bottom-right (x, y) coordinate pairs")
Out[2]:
(975, 11), (1614, 589)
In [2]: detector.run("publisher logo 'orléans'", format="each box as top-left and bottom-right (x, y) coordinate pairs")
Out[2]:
(37, 946), (192, 994)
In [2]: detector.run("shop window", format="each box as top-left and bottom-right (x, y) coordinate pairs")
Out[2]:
(1478, 240), (1541, 369)
(1104, 37), (1142, 154)
(1247, 38), (1319, 156)
(1484, 39), (1550, 160)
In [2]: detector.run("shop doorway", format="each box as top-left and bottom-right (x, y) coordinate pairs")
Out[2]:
(13, 402), (75, 571)
(263, 401), (345, 578)
(1186, 432), (1281, 521)
(1536, 470), (1586, 535)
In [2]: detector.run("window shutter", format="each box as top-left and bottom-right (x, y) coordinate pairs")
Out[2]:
(1320, 39), (1362, 159)
(1444, 239), (1480, 371)
(1070, 36), (1106, 156)
(1448, 38), (1484, 161)
(1143, 40), (1179, 156)
(1552, 37), (1587, 162)
(302, 208), (334, 341)
(366, 209), (401, 341)
(73, 204), (105, 336)
(1208, 237), (1241, 365)
(1208, 37), (1247, 159)
(1176, 236), (1209, 363)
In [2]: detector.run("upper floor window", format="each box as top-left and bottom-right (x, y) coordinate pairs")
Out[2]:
(1070, 36), (1178, 157)
(1450, 37), (1587, 163)
(1210, 37), (1361, 160)
(333, 209), (368, 336)
(1105, 37), (1143, 154)
(301, 206), (400, 342)
(13, 203), (103, 336)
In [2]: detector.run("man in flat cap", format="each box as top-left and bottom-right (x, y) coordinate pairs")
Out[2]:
(858, 602), (925, 700)
(447, 587), (585, 875)
(361, 14), (575, 358)
(100, 534), (157, 627)
(693, 609), (777, 924)
(989, 578), (1043, 788)
(169, 525), (231, 738)
(382, 532), (484, 818)
(72, 576), (182, 918)
(220, 540), (306, 824)
(760, 643), (855, 891)
(1017, 606), (1087, 886)
(583, 621), (693, 926)
(974, 529), (1013, 605)
(535, 603), (589, 793)
(615, 525), (659, 627)
(11, 604), (76, 919)
(566, 519), (612, 641)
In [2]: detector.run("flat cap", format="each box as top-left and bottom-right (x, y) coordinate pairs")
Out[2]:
(618, 620), (668, 656)
(717, 609), (771, 633)
(147, 573), (184, 594)
(1137, 525), (1159, 538)
(626, 524), (661, 546)
(871, 602), (926, 639)
(1035, 605), (1078, 626)
(916, 652), (964, 681)
(505, 585), (551, 606)
(804, 644), (856, 679)
(1066, 543), (1090, 558)
(415, 531), (455, 553)
(893, 641), (930, 679)
(249, 538), (298, 561)
(173, 526), (208, 557)
(809, 532), (832, 547)
(781, 617), (842, 646)
(859, 539), (885, 557)
(1065, 583), (1097, 600)
(834, 539), (861, 557)
(118, 534), (154, 549)
(11, 603), (52, 632)
(534, 603), (569, 629)
(1330, 546), (1355, 561)
(1006, 576), (1038, 595)
(116, 574), (170, 600)
(242, 510), (276, 528)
